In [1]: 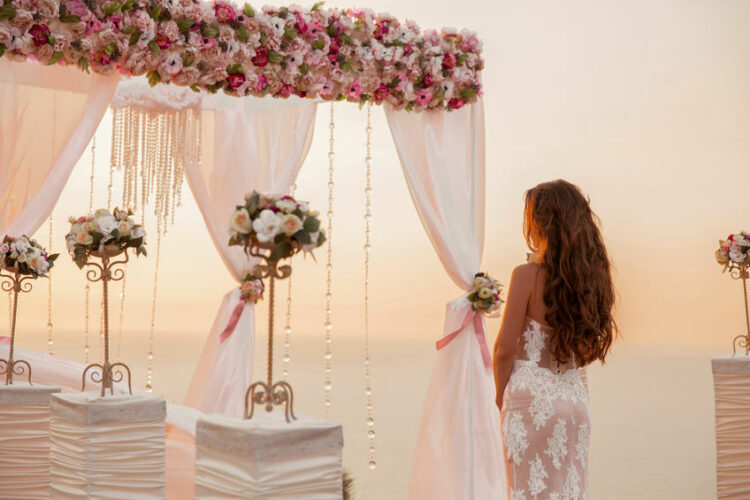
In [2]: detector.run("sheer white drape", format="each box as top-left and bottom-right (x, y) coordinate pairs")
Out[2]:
(385, 101), (506, 500)
(0, 60), (119, 236)
(183, 96), (316, 417)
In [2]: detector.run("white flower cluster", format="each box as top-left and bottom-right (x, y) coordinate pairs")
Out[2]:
(716, 231), (750, 267)
(469, 272), (504, 314)
(0, 235), (55, 277)
(66, 208), (145, 253)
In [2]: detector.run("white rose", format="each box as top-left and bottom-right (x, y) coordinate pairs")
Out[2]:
(13, 238), (29, 254)
(252, 209), (283, 243)
(15, 252), (27, 263)
(270, 17), (286, 37)
(132, 226), (145, 240)
(478, 287), (493, 299)
(275, 199), (297, 214)
(231, 208), (253, 234)
(729, 248), (745, 263)
(280, 214), (303, 236)
(97, 215), (118, 236)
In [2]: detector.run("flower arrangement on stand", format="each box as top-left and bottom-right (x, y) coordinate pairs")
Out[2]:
(468, 272), (503, 315)
(0, 1), (482, 110)
(228, 190), (324, 422)
(716, 231), (750, 356)
(66, 208), (147, 396)
(0, 235), (58, 384)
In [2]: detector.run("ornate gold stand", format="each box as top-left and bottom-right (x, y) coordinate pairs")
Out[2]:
(0, 270), (34, 385)
(81, 248), (133, 396)
(244, 249), (297, 423)
(730, 262), (750, 356)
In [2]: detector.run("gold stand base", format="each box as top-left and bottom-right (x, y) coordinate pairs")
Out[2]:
(81, 361), (133, 397)
(0, 358), (32, 385)
(244, 380), (297, 423)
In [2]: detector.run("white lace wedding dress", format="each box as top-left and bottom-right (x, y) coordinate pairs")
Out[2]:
(501, 317), (590, 500)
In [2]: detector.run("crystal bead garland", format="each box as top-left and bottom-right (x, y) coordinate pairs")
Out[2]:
(363, 103), (377, 470)
(47, 100), (57, 355)
(282, 183), (297, 381)
(83, 135), (96, 364)
(323, 104), (336, 415)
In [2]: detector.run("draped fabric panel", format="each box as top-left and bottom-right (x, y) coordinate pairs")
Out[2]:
(0, 59), (119, 236)
(385, 101), (507, 500)
(182, 96), (316, 417)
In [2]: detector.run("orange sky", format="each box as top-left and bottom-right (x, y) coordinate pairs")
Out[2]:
(9, 0), (750, 368)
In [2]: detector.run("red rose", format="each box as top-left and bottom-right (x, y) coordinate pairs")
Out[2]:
(214, 3), (236, 24)
(155, 33), (170, 50)
(442, 53), (457, 69)
(278, 83), (294, 98)
(448, 98), (466, 110)
(29, 24), (50, 47)
(295, 89), (307, 98)
(329, 37), (341, 54)
(96, 50), (112, 65)
(226, 73), (246, 89)
(422, 74), (434, 88)
(252, 47), (268, 67)
(373, 82), (390, 102)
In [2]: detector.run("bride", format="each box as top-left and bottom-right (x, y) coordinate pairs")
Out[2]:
(493, 180), (617, 499)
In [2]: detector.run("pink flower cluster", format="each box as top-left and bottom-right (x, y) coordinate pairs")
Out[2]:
(0, 0), (483, 110)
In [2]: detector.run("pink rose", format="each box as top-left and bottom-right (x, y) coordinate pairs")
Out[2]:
(315, 76), (334, 97)
(29, 24), (49, 47)
(160, 53), (183, 76)
(393, 71), (408, 92)
(66, 0), (89, 17)
(442, 52), (457, 69)
(415, 89), (432, 106)
(162, 20), (179, 41)
(373, 82), (389, 102)
(85, 17), (103, 36)
(37, 43), (54, 61)
(155, 32), (170, 49)
(347, 80), (362, 99)
(308, 20), (324, 38)
(422, 74), (434, 88)
(226, 72), (245, 89)
(252, 46), (268, 67)
(254, 74), (268, 92)
(214, 2), (236, 23)
(172, 66), (199, 85)
(96, 50), (112, 65)
(278, 83), (293, 98)
(200, 37), (216, 50)
(448, 97), (465, 110)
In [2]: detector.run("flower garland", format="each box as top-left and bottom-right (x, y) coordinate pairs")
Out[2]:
(0, 0), (482, 110)
(468, 272), (503, 314)
(65, 207), (147, 267)
(0, 235), (58, 277)
(716, 231), (750, 269)
(229, 190), (325, 261)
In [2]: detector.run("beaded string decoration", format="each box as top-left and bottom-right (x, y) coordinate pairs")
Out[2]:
(363, 103), (377, 470)
(323, 104), (335, 415)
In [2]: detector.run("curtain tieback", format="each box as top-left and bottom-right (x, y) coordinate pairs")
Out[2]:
(219, 295), (248, 343)
(436, 308), (492, 372)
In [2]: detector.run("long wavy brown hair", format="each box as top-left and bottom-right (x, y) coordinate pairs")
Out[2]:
(524, 179), (617, 366)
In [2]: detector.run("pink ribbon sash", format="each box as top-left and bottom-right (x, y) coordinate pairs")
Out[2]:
(219, 296), (248, 343)
(435, 309), (492, 372)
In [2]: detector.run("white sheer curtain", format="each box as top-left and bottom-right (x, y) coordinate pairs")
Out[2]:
(385, 102), (506, 500)
(0, 60), (119, 236)
(183, 96), (316, 417)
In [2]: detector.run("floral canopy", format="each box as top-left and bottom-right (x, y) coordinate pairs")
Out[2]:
(0, 0), (484, 110)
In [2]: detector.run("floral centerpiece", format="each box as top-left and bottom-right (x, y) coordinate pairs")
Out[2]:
(0, 1), (482, 110)
(0, 234), (58, 277)
(229, 191), (325, 261)
(468, 272), (503, 314)
(716, 231), (750, 269)
(66, 208), (147, 268)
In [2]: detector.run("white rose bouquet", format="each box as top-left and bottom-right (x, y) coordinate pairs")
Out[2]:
(66, 208), (147, 268)
(0, 235), (58, 278)
(228, 191), (325, 262)
(468, 272), (504, 314)
(716, 231), (750, 270)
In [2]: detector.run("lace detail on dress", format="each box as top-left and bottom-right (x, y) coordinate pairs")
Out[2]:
(504, 411), (530, 465)
(528, 454), (548, 498)
(575, 423), (589, 469)
(562, 465), (582, 500)
(545, 419), (568, 470)
(511, 489), (527, 500)
(523, 320), (546, 364)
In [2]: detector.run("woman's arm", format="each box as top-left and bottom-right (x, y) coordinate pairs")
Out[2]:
(493, 264), (535, 411)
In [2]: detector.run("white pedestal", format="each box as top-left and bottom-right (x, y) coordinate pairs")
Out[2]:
(49, 392), (166, 499)
(712, 355), (750, 499)
(0, 383), (61, 499)
(195, 413), (344, 499)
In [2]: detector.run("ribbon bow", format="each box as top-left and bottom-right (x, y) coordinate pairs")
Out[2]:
(435, 307), (493, 372)
(220, 295), (248, 343)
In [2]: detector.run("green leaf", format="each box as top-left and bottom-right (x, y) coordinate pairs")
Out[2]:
(129, 236), (143, 248)
(59, 13), (80, 23)
(121, 0), (135, 11)
(147, 41), (160, 55)
(460, 87), (478, 100)
(338, 33), (352, 45)
(311, 1), (324, 11)
(77, 56), (90, 73)
(226, 63), (243, 74)
(278, 6), (288, 18)
(103, 1), (121, 16)
(269, 241), (292, 262)
(293, 229), (311, 245)
(456, 53), (467, 66)
(0, 3), (16, 20)
(303, 216), (320, 233)
(311, 39), (324, 51)
(47, 51), (63, 65)
(242, 3), (254, 17)
(190, 84), (200, 92)
(147, 70), (161, 87)
(267, 51), (284, 64)
(120, 26), (137, 35)
(340, 61), (354, 73)
(104, 43), (117, 56)
(299, 63), (309, 75)
(326, 25), (337, 37)
(201, 24), (219, 38)
(235, 25), (249, 43)
(148, 5), (161, 20)
(129, 30), (140, 46)
(274, 232), (286, 244)
(177, 18), (194, 33)
(47, 253), (59, 263)
(391, 40), (405, 48)
(405, 101), (415, 112)
(246, 192), (259, 214)
(283, 26), (298, 40)
(181, 53), (194, 67)
(0, 45), (5, 59)
(317, 231), (326, 246)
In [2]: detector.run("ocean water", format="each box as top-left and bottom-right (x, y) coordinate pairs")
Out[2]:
(23, 332), (718, 499)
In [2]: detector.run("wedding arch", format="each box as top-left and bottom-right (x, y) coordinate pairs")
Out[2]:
(1, 2), (498, 497)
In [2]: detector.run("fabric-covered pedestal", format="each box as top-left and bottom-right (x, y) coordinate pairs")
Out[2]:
(195, 413), (343, 499)
(712, 354), (750, 499)
(49, 392), (166, 499)
(0, 383), (61, 499)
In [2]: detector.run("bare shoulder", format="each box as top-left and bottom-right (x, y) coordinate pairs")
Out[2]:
(511, 262), (541, 282)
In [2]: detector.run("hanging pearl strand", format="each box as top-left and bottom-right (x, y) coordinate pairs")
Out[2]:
(323, 104), (335, 415)
(84, 135), (96, 364)
(363, 103), (377, 470)
(282, 182), (297, 381)
(47, 98), (57, 355)
(111, 109), (128, 362)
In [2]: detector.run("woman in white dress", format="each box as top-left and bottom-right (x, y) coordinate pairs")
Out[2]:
(493, 180), (617, 499)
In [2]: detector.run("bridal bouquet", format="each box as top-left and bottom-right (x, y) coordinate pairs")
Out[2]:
(240, 270), (265, 303)
(228, 191), (325, 261)
(0, 235), (58, 277)
(468, 272), (503, 314)
(716, 231), (750, 269)
(66, 208), (147, 268)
